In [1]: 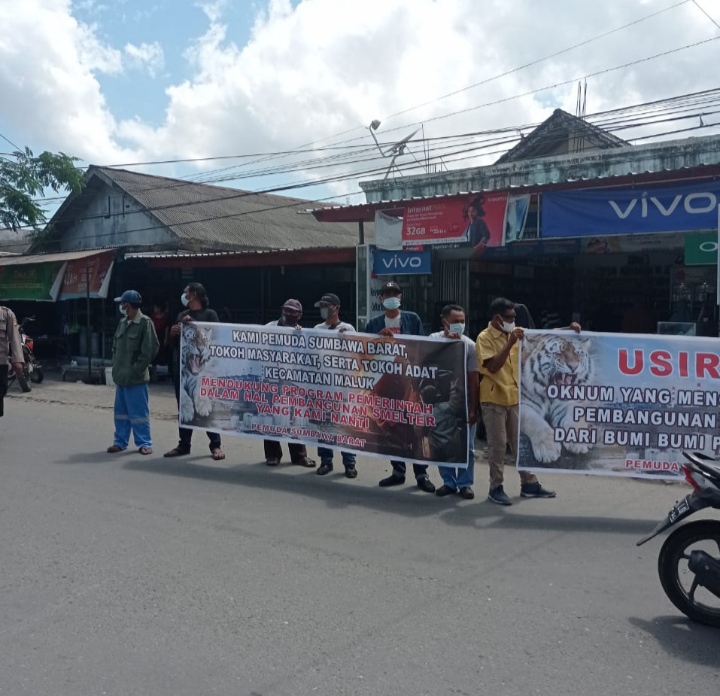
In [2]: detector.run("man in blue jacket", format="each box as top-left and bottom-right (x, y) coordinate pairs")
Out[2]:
(364, 281), (434, 493)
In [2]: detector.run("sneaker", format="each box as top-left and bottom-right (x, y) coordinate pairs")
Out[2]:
(435, 484), (458, 497)
(344, 466), (358, 479)
(459, 486), (475, 500)
(379, 474), (405, 487)
(416, 476), (436, 493)
(520, 482), (557, 499)
(488, 485), (512, 506)
(316, 463), (333, 476)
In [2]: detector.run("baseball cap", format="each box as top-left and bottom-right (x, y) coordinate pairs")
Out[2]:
(380, 281), (401, 295)
(114, 290), (142, 304)
(282, 299), (303, 313)
(314, 293), (341, 308)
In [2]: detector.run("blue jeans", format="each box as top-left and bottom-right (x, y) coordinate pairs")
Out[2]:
(438, 424), (476, 490)
(318, 446), (356, 468)
(113, 384), (152, 449)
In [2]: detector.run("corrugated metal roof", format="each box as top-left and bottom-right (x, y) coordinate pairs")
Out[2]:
(0, 249), (112, 267)
(126, 247), (342, 260)
(91, 167), (367, 251)
(494, 109), (628, 165)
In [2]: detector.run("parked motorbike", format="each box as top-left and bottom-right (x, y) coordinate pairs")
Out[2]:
(7, 316), (43, 392)
(637, 451), (720, 627)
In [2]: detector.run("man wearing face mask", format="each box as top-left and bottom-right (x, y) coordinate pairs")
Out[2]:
(312, 293), (358, 478)
(364, 281), (434, 492)
(107, 290), (159, 455)
(263, 299), (316, 468)
(477, 297), (580, 505)
(164, 283), (225, 460)
(429, 304), (479, 499)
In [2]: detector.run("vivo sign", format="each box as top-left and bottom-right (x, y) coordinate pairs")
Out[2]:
(542, 181), (720, 239)
(373, 249), (432, 275)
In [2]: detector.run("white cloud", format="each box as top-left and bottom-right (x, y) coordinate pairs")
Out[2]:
(1, 0), (719, 199)
(124, 41), (165, 78)
(0, 0), (132, 164)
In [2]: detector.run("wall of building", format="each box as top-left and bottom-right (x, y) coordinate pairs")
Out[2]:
(359, 134), (720, 202)
(59, 182), (176, 251)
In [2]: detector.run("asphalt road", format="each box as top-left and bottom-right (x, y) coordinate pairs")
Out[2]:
(1, 392), (719, 696)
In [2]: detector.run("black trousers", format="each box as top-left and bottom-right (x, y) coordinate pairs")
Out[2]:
(173, 376), (221, 452)
(263, 440), (308, 462)
(391, 460), (428, 479)
(0, 365), (7, 418)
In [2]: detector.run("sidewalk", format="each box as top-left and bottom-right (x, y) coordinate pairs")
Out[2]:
(6, 369), (180, 421)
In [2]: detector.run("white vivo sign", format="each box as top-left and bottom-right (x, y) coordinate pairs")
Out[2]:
(609, 192), (718, 220)
(543, 181), (720, 239)
(381, 256), (422, 269)
(372, 249), (431, 276)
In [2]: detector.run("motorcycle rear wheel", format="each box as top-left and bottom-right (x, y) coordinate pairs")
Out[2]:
(658, 520), (720, 628)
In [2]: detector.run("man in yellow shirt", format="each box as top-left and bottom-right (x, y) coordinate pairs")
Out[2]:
(476, 298), (578, 506)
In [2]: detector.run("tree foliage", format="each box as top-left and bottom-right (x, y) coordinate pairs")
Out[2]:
(0, 148), (85, 231)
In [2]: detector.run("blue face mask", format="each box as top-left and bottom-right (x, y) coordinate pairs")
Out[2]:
(382, 297), (401, 311)
(181, 293), (190, 307)
(449, 322), (465, 335)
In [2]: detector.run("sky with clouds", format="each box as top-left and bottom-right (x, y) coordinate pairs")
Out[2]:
(1, 0), (719, 209)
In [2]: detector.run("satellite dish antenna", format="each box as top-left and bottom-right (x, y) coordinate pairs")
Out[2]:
(367, 119), (421, 181)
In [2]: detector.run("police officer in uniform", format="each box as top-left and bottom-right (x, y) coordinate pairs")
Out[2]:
(0, 305), (25, 418)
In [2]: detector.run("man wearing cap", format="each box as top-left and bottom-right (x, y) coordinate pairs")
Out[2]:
(263, 299), (316, 468)
(107, 290), (159, 455)
(164, 282), (225, 461)
(364, 281), (435, 493)
(313, 293), (358, 478)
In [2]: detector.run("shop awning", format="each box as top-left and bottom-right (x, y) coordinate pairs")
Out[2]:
(0, 250), (116, 302)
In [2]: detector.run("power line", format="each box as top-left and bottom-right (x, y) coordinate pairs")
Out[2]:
(165, 0), (695, 185)
(692, 0), (720, 30)
(382, 0), (693, 123)
(4, 111), (720, 246)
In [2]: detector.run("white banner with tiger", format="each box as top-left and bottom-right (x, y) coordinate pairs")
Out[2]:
(518, 330), (720, 479)
(179, 322), (470, 467)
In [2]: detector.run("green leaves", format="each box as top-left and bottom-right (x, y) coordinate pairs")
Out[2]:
(0, 148), (84, 232)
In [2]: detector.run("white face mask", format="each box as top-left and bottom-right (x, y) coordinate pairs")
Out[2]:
(181, 293), (190, 307)
(119, 305), (127, 316)
(382, 297), (401, 311)
(448, 322), (465, 336)
(501, 320), (515, 333)
(320, 307), (331, 320)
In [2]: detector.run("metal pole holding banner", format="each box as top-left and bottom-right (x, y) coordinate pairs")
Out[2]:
(716, 205), (720, 335)
(86, 258), (92, 384)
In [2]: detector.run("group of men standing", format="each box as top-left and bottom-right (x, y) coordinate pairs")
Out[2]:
(102, 280), (576, 506)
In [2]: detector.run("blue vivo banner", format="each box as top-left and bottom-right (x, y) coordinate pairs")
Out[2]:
(542, 181), (720, 238)
(372, 249), (432, 275)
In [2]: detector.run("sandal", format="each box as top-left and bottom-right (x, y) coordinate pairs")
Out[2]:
(107, 445), (125, 453)
(139, 447), (153, 455)
(293, 457), (316, 468)
(211, 448), (226, 461)
(164, 447), (190, 458)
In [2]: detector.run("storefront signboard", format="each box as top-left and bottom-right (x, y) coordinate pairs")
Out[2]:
(0, 261), (67, 301)
(542, 181), (720, 238)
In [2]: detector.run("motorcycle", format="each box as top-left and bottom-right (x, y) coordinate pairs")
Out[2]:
(7, 316), (43, 392)
(637, 451), (720, 628)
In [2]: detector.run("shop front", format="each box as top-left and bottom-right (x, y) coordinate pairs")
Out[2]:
(0, 249), (117, 365)
(313, 175), (720, 339)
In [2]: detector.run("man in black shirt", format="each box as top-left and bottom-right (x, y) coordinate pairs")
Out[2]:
(164, 283), (225, 460)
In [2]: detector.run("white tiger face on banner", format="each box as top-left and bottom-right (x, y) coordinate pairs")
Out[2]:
(520, 334), (595, 464)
